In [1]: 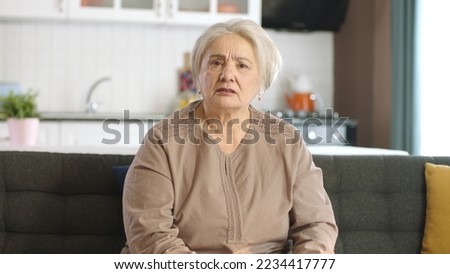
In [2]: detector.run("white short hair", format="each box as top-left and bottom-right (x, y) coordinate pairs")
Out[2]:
(191, 19), (283, 92)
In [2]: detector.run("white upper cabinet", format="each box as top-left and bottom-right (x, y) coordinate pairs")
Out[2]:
(67, 0), (261, 25)
(169, 0), (261, 25)
(68, 0), (163, 23)
(0, 0), (67, 20)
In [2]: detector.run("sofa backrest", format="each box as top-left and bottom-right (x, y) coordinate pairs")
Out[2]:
(313, 155), (450, 254)
(1, 151), (449, 253)
(0, 151), (133, 253)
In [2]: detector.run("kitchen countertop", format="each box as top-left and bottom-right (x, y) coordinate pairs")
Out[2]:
(0, 144), (408, 156)
(38, 112), (168, 121)
(33, 112), (357, 124)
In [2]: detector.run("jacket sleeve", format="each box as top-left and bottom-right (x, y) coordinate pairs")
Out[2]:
(122, 128), (195, 254)
(288, 142), (338, 254)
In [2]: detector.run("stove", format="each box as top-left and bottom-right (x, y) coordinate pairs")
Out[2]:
(270, 109), (339, 119)
(269, 109), (357, 146)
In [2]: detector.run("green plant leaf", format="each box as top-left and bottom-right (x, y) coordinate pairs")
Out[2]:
(0, 89), (39, 119)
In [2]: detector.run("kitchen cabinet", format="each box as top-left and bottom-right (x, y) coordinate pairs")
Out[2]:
(67, 0), (160, 23)
(37, 121), (60, 146)
(0, 122), (9, 146)
(59, 120), (152, 147)
(0, 121), (60, 146)
(1, 115), (357, 149)
(0, 0), (260, 25)
(67, 0), (261, 25)
(0, 0), (67, 20)
(0, 119), (153, 148)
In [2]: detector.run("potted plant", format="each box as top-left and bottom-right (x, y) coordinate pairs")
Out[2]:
(0, 90), (40, 146)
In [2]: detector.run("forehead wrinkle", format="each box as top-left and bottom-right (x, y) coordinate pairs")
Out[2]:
(214, 34), (252, 53)
(208, 53), (253, 64)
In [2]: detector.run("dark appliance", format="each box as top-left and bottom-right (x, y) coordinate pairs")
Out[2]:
(262, 0), (349, 32)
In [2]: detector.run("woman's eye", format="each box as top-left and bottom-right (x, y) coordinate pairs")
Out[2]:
(238, 63), (249, 69)
(208, 60), (223, 70)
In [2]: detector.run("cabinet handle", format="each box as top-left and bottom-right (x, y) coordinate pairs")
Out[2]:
(57, 0), (65, 13)
(168, 0), (175, 17)
(156, 0), (164, 17)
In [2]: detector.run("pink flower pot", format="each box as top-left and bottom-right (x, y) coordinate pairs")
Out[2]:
(7, 118), (39, 146)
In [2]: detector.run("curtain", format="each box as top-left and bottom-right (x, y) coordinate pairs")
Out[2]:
(391, 0), (418, 154)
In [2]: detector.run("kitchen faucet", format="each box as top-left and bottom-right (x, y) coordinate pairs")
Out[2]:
(85, 76), (111, 113)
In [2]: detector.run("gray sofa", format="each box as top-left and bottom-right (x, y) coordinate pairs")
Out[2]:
(1, 150), (449, 253)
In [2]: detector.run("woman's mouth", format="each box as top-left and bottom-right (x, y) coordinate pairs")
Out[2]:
(216, 87), (237, 95)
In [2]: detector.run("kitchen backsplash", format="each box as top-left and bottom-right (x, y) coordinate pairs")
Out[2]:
(0, 20), (333, 115)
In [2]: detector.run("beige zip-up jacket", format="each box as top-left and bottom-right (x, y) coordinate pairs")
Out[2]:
(122, 100), (338, 254)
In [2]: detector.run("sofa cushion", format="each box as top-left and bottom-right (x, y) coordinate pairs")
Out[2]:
(312, 155), (450, 254)
(421, 163), (450, 254)
(0, 151), (134, 253)
(112, 166), (129, 193)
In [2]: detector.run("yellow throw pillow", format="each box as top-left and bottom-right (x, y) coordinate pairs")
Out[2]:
(421, 163), (450, 254)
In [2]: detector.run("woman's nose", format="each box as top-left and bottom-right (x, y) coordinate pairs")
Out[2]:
(220, 64), (236, 82)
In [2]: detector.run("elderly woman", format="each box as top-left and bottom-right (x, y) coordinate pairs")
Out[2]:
(122, 19), (338, 254)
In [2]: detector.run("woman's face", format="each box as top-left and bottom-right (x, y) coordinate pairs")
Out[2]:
(198, 34), (260, 114)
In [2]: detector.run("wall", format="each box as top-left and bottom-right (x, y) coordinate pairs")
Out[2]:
(334, 0), (391, 148)
(0, 20), (333, 115)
